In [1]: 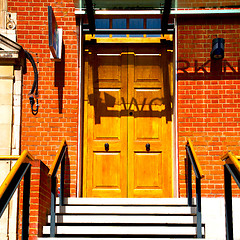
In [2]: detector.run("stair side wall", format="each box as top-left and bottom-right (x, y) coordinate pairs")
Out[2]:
(202, 198), (240, 240)
(17, 159), (51, 240)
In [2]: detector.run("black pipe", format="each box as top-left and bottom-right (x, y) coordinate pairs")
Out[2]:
(24, 50), (39, 115)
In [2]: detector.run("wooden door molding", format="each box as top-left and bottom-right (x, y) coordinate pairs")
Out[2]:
(83, 44), (173, 198)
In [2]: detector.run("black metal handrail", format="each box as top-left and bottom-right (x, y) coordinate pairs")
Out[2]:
(0, 150), (34, 240)
(48, 138), (67, 237)
(186, 139), (204, 238)
(221, 151), (240, 240)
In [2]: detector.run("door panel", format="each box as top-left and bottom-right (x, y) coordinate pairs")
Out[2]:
(93, 89), (121, 139)
(83, 44), (173, 198)
(134, 88), (163, 140)
(133, 152), (163, 188)
(92, 152), (122, 197)
(97, 55), (121, 82)
(134, 55), (162, 83)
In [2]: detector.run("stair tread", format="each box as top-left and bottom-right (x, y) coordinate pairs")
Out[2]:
(41, 198), (203, 239)
(39, 238), (207, 240)
(49, 215), (197, 224)
(43, 225), (204, 235)
(55, 206), (196, 214)
(56, 198), (195, 206)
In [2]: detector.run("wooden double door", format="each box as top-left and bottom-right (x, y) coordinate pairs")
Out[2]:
(83, 43), (173, 198)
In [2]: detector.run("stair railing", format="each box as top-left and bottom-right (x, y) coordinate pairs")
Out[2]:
(221, 151), (240, 240)
(48, 138), (67, 237)
(185, 139), (204, 238)
(0, 151), (34, 240)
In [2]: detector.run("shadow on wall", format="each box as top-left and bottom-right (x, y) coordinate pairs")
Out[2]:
(54, 43), (65, 113)
(55, 146), (71, 197)
(177, 59), (240, 80)
(64, 146), (71, 197)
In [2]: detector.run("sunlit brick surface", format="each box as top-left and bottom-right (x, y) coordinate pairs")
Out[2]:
(178, 16), (240, 197)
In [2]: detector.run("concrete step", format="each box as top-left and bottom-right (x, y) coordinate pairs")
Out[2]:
(39, 198), (203, 239)
(49, 214), (197, 224)
(56, 198), (195, 206)
(39, 238), (207, 240)
(42, 225), (204, 236)
(55, 205), (196, 215)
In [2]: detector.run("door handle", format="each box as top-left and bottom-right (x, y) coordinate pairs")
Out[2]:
(105, 143), (109, 151)
(146, 143), (150, 151)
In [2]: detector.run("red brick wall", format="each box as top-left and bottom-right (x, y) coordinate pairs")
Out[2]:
(8, 0), (240, 201)
(8, 0), (79, 196)
(177, 16), (240, 197)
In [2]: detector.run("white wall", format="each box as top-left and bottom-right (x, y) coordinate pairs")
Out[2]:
(0, 50), (22, 240)
(202, 198), (240, 240)
(0, 161), (11, 240)
(0, 66), (13, 155)
(0, 160), (18, 240)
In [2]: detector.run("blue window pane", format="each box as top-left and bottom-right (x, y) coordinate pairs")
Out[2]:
(112, 19), (126, 29)
(146, 18), (161, 37)
(95, 19), (109, 29)
(129, 19), (144, 37)
(112, 19), (126, 38)
(129, 19), (144, 29)
(95, 19), (109, 37)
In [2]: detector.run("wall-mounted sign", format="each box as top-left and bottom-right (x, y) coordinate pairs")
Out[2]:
(48, 6), (62, 60)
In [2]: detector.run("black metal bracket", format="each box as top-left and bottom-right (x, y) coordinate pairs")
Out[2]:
(29, 96), (39, 115)
(105, 143), (109, 151)
(25, 50), (39, 115)
(146, 143), (150, 151)
(161, 0), (172, 35)
(85, 0), (95, 34)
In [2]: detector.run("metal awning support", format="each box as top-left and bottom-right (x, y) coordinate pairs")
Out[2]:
(161, 0), (172, 34)
(83, 0), (174, 35)
(84, 0), (95, 34)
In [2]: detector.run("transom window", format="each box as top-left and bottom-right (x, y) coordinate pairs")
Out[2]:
(94, 18), (161, 38)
